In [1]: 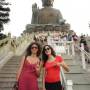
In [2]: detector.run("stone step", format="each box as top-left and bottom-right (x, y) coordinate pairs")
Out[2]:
(0, 78), (42, 87)
(0, 87), (13, 90)
(0, 87), (43, 90)
(61, 54), (73, 60)
(65, 65), (86, 74)
(0, 74), (42, 78)
(5, 63), (19, 65)
(2, 67), (19, 70)
(73, 85), (90, 90)
(6, 61), (20, 64)
(0, 82), (15, 88)
(65, 59), (81, 65)
(0, 77), (16, 82)
(3, 65), (19, 67)
(7, 59), (21, 62)
(66, 73), (90, 85)
(0, 73), (16, 78)
(0, 70), (17, 74)
(0, 67), (19, 73)
(8, 57), (21, 60)
(8, 56), (21, 60)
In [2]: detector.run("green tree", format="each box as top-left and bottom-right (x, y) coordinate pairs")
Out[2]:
(0, 0), (10, 32)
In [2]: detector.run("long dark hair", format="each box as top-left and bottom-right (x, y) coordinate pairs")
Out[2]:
(42, 45), (56, 66)
(25, 42), (41, 58)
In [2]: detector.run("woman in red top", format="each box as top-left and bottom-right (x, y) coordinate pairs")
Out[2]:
(42, 45), (69, 90)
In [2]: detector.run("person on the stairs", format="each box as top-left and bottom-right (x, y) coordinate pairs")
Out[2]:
(80, 35), (90, 63)
(41, 45), (69, 90)
(16, 42), (42, 90)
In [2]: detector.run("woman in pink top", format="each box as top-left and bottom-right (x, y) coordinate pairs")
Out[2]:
(16, 42), (42, 90)
(42, 45), (69, 90)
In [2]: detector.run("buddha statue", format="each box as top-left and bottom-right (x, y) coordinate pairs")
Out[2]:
(24, 0), (70, 34)
(31, 0), (65, 24)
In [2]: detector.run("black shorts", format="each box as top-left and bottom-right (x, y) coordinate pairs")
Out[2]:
(45, 81), (62, 90)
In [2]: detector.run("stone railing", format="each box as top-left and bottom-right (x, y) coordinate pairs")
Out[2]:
(47, 36), (75, 56)
(0, 33), (34, 69)
(75, 44), (90, 70)
(0, 37), (11, 60)
(60, 67), (73, 90)
(0, 37), (9, 48)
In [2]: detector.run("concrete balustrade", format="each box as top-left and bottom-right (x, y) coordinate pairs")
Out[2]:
(0, 37), (11, 60)
(67, 80), (73, 90)
(47, 36), (75, 56)
(81, 43), (86, 69)
(75, 43), (90, 70)
(0, 37), (9, 47)
(60, 60), (73, 90)
(0, 33), (34, 69)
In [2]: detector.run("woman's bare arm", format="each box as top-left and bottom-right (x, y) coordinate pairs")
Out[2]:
(55, 60), (69, 72)
(60, 61), (69, 72)
(35, 59), (43, 77)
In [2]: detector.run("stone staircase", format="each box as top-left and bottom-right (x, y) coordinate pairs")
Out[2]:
(0, 55), (43, 90)
(0, 53), (90, 90)
(0, 56), (21, 90)
(64, 53), (90, 90)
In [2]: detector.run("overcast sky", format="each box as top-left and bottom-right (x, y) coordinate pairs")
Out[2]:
(3, 0), (90, 36)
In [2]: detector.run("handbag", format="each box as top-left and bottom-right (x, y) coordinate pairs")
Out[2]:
(13, 81), (18, 90)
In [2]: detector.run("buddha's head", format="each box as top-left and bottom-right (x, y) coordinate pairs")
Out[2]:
(42, 0), (54, 7)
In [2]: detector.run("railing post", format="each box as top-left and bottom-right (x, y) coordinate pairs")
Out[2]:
(67, 80), (73, 90)
(67, 45), (70, 55)
(71, 41), (75, 56)
(81, 43), (86, 69)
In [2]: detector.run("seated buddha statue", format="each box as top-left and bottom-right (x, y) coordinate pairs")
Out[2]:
(31, 0), (65, 24)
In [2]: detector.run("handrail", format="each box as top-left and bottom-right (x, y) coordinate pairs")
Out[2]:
(48, 37), (75, 56)
(75, 44), (90, 69)
(0, 37), (10, 48)
(60, 66), (67, 90)
(0, 33), (33, 69)
(60, 62), (73, 90)
(75, 45), (90, 59)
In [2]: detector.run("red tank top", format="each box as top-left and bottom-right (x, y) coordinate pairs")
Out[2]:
(44, 56), (63, 83)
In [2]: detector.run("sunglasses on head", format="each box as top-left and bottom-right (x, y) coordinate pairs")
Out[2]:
(45, 47), (50, 51)
(31, 46), (38, 49)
